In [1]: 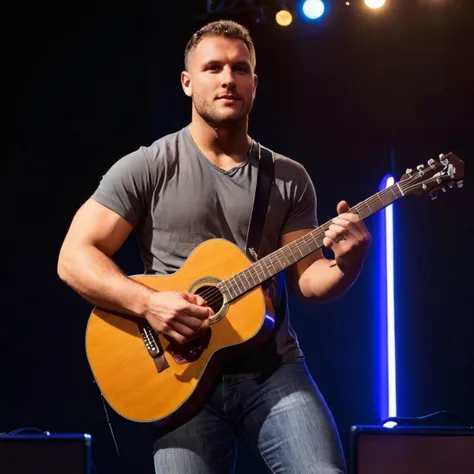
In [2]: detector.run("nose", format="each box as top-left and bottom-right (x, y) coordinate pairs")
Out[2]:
(220, 65), (236, 88)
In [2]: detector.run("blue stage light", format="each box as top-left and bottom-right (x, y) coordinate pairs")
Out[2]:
(378, 174), (397, 421)
(302, 0), (325, 20)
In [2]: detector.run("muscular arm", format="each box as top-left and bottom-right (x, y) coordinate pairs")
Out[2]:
(282, 226), (366, 304)
(57, 198), (154, 316)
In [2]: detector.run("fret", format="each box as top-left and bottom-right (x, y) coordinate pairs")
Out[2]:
(242, 269), (251, 288)
(247, 266), (257, 285)
(382, 190), (392, 207)
(280, 250), (291, 268)
(309, 230), (320, 247)
(251, 264), (262, 283)
(280, 252), (291, 268)
(376, 192), (385, 206)
(295, 241), (305, 258)
(273, 251), (285, 271)
(280, 248), (291, 263)
(301, 237), (313, 254)
(234, 273), (246, 294)
(221, 283), (232, 302)
(268, 256), (278, 274)
(353, 205), (362, 218)
(226, 282), (237, 300)
(233, 272), (247, 294)
(395, 182), (404, 197)
(257, 260), (270, 281)
(230, 275), (240, 294)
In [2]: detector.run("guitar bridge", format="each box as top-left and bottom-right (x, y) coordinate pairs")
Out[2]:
(138, 322), (169, 373)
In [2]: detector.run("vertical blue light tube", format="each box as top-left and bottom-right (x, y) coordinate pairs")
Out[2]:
(378, 175), (397, 422)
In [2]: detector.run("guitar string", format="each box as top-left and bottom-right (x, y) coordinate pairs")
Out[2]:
(192, 163), (445, 308)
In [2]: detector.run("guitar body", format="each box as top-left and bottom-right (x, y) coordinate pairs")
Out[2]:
(85, 238), (275, 424)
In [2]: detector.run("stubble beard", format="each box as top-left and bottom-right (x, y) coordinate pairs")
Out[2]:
(193, 96), (253, 127)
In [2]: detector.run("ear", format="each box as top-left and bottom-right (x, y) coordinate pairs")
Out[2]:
(181, 71), (192, 97)
(252, 73), (258, 98)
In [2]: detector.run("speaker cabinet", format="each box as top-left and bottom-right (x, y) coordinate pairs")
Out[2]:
(350, 425), (474, 474)
(0, 433), (92, 474)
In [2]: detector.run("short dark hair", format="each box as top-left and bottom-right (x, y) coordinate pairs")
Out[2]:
(184, 20), (256, 71)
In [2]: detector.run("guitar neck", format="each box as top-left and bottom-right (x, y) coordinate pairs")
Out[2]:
(219, 180), (405, 302)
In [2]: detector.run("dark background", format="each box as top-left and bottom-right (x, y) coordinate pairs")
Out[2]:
(4, 0), (473, 472)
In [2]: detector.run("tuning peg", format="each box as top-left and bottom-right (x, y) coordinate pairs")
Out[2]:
(436, 178), (443, 184)
(417, 164), (425, 171)
(439, 153), (445, 159)
(429, 191), (438, 200)
(406, 168), (413, 174)
(428, 159), (435, 166)
(457, 180), (464, 189)
(441, 187), (446, 192)
(448, 182), (455, 189)
(448, 164), (456, 178)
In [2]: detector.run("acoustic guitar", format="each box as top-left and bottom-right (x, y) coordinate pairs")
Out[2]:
(85, 152), (465, 424)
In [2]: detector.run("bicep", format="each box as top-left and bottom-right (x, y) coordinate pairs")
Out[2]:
(61, 198), (133, 257)
(280, 229), (325, 294)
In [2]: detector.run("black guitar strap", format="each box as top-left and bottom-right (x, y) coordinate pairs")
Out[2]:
(245, 143), (275, 262)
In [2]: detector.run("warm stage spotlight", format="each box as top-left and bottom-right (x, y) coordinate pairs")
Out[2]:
(276, 9), (293, 26)
(364, 0), (386, 9)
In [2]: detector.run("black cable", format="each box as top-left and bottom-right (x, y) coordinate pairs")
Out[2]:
(100, 392), (128, 474)
(91, 460), (99, 474)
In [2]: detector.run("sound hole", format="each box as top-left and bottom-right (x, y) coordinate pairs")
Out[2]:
(194, 285), (224, 314)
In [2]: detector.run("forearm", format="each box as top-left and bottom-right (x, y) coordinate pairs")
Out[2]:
(58, 244), (154, 316)
(299, 257), (362, 304)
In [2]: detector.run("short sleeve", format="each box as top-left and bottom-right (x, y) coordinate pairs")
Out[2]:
(91, 147), (152, 227)
(281, 165), (318, 235)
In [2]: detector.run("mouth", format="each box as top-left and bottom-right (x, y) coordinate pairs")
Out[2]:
(217, 95), (240, 101)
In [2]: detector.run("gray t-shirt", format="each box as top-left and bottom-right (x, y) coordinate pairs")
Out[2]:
(91, 125), (318, 377)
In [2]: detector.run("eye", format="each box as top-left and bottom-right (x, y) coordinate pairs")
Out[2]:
(235, 66), (249, 73)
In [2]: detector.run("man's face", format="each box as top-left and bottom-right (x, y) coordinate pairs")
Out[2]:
(182, 36), (258, 126)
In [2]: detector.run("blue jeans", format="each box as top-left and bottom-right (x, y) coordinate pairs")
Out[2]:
(152, 356), (346, 473)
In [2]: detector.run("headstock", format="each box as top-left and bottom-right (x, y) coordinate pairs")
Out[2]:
(399, 152), (465, 199)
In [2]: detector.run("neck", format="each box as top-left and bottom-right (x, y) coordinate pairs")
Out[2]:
(189, 110), (252, 167)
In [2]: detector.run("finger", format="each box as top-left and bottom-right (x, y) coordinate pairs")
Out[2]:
(323, 235), (337, 249)
(170, 320), (210, 343)
(329, 223), (346, 234)
(182, 292), (212, 310)
(175, 313), (208, 331)
(200, 318), (210, 330)
(333, 214), (360, 225)
(181, 292), (202, 305)
(328, 224), (353, 242)
(194, 294), (207, 306)
(324, 229), (344, 246)
(182, 302), (213, 319)
(167, 319), (197, 338)
(331, 220), (364, 241)
(337, 200), (350, 215)
(161, 326), (187, 345)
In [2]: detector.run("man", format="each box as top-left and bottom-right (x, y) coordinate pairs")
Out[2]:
(58, 20), (370, 474)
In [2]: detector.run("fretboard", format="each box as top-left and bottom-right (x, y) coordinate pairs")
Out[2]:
(219, 180), (405, 302)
